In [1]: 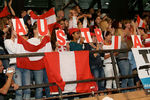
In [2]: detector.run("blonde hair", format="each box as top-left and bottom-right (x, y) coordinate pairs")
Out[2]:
(100, 20), (109, 31)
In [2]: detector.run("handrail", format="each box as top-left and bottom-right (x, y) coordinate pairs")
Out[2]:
(0, 49), (130, 59)
(0, 48), (140, 100)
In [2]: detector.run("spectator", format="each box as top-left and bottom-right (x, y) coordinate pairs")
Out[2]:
(4, 28), (31, 100)
(69, 28), (84, 51)
(84, 33), (105, 93)
(28, 22), (44, 99)
(0, 60), (19, 100)
(116, 25), (134, 92)
(103, 31), (119, 94)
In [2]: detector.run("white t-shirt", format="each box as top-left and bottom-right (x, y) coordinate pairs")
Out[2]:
(27, 37), (52, 61)
(103, 45), (112, 64)
(4, 39), (17, 64)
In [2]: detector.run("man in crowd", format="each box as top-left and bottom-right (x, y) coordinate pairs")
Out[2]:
(0, 60), (19, 100)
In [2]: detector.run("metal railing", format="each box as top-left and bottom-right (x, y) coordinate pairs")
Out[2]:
(0, 49), (142, 100)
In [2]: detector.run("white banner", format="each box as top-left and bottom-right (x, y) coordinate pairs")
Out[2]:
(132, 48), (150, 90)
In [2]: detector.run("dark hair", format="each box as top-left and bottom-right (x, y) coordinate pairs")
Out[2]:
(112, 20), (120, 29)
(5, 28), (12, 39)
(104, 31), (111, 39)
(51, 27), (59, 51)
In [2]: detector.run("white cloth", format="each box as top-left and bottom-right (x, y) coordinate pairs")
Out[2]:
(103, 44), (119, 89)
(4, 39), (17, 64)
(69, 16), (78, 29)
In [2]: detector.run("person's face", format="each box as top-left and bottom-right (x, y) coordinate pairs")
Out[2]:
(78, 22), (83, 29)
(139, 29), (145, 35)
(0, 61), (4, 73)
(105, 34), (112, 41)
(27, 19), (31, 25)
(65, 20), (69, 28)
(34, 27), (38, 36)
(76, 6), (81, 14)
(60, 20), (65, 29)
(92, 36), (97, 43)
(89, 8), (94, 14)
(95, 17), (101, 24)
(72, 32), (80, 40)
(125, 23), (131, 29)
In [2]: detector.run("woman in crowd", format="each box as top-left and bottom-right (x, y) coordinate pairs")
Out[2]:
(103, 31), (119, 94)
(4, 27), (31, 100)
(69, 28), (84, 51)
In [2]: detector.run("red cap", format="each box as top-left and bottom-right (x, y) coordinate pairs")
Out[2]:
(90, 32), (95, 36)
(69, 28), (80, 36)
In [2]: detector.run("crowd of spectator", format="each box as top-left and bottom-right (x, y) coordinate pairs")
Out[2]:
(1, 0), (150, 100)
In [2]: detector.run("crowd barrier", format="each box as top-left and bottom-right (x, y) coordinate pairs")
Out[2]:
(0, 49), (144, 100)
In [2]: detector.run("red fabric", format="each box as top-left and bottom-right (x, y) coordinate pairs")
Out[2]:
(90, 32), (95, 36)
(69, 28), (80, 35)
(144, 34), (150, 47)
(30, 8), (56, 33)
(16, 35), (50, 70)
(0, 7), (10, 18)
(17, 57), (45, 70)
(44, 51), (97, 93)
(44, 52), (65, 92)
(114, 36), (119, 49)
(17, 35), (50, 52)
(137, 16), (145, 28)
(75, 51), (98, 93)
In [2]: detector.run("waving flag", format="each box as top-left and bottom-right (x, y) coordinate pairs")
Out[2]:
(16, 35), (52, 70)
(44, 51), (98, 93)
(137, 15), (145, 28)
(29, 8), (56, 33)
(0, 6), (10, 18)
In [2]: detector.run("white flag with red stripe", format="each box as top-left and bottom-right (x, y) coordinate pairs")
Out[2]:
(44, 51), (98, 93)
(137, 15), (145, 28)
(111, 36), (121, 49)
(29, 8), (56, 32)
(16, 35), (52, 70)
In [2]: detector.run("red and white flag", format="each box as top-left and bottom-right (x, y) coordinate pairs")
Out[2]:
(131, 35), (143, 48)
(44, 51), (98, 93)
(0, 6), (10, 18)
(111, 36), (121, 49)
(16, 35), (52, 70)
(81, 28), (92, 43)
(137, 16), (145, 28)
(30, 8), (56, 33)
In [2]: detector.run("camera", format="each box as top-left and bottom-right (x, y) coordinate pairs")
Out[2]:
(3, 68), (15, 74)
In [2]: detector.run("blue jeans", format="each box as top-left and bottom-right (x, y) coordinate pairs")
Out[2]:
(43, 68), (51, 98)
(0, 49), (9, 68)
(11, 65), (31, 100)
(128, 51), (137, 70)
(118, 59), (134, 92)
(32, 70), (44, 99)
(90, 65), (105, 91)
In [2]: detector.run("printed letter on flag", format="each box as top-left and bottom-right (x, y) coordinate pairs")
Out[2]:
(12, 18), (26, 35)
(94, 29), (103, 43)
(56, 30), (66, 46)
(131, 35), (142, 48)
(111, 36), (121, 49)
(37, 19), (48, 36)
(81, 28), (92, 43)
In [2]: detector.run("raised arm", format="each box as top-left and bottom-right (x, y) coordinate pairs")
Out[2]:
(8, 0), (16, 16)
